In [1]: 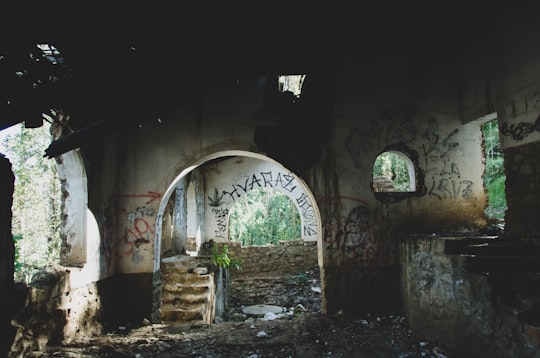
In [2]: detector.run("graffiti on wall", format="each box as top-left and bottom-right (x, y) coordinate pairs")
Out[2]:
(117, 191), (161, 205)
(380, 106), (417, 145)
(223, 171), (298, 200)
(500, 87), (540, 141)
(420, 118), (474, 201)
(296, 192), (317, 236)
(421, 117), (459, 166)
(119, 199), (158, 263)
(208, 187), (224, 207)
(427, 162), (474, 200)
(342, 204), (377, 261)
(207, 187), (229, 239)
(346, 106), (417, 169)
(318, 196), (388, 265)
(500, 114), (540, 141)
(217, 170), (317, 237)
(212, 207), (229, 239)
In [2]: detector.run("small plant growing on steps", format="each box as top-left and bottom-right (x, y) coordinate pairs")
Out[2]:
(212, 244), (242, 270)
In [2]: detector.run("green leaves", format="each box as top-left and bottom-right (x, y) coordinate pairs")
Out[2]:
(2, 123), (61, 282)
(13, 234), (23, 272)
(373, 151), (410, 192)
(482, 120), (507, 220)
(212, 244), (242, 270)
(229, 188), (301, 247)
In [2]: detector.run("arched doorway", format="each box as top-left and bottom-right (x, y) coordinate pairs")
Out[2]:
(153, 150), (322, 323)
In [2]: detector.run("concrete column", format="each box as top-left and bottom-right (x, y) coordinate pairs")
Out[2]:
(172, 185), (187, 254)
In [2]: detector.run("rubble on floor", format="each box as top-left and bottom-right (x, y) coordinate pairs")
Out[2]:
(34, 269), (463, 357)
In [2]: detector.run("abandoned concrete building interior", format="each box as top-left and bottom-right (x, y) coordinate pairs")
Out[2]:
(3, 2), (540, 357)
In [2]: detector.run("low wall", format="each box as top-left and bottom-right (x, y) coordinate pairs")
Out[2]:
(8, 240), (317, 355)
(223, 240), (318, 277)
(8, 266), (157, 358)
(9, 265), (103, 358)
(400, 237), (536, 358)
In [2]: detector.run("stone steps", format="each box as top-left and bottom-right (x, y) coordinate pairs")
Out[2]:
(160, 256), (215, 324)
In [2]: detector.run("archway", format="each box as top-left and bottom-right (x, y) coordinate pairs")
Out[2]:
(153, 150), (323, 323)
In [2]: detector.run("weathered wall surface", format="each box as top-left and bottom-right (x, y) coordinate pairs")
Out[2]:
(307, 49), (488, 314)
(80, 51), (490, 318)
(400, 237), (536, 358)
(224, 240), (318, 277)
(11, 11), (540, 357)
(202, 156), (319, 243)
(56, 150), (88, 266)
(494, 6), (540, 237)
(113, 79), (266, 274)
(9, 265), (104, 358)
(102, 57), (486, 268)
(503, 142), (540, 236)
(7, 6), (540, 357)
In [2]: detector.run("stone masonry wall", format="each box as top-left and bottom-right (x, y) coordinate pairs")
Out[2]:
(223, 240), (318, 277)
(9, 265), (103, 358)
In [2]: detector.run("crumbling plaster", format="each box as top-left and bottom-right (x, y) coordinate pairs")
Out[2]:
(6, 4), (540, 356)
(78, 52), (492, 318)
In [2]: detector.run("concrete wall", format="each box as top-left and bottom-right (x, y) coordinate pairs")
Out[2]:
(202, 156), (318, 243)
(77, 47), (491, 318)
(400, 237), (536, 358)
(396, 8), (540, 356)
(225, 240), (318, 277)
(8, 5), (540, 357)
(11, 7), (540, 356)
(493, 5), (540, 237)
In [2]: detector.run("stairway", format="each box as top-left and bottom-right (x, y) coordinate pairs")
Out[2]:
(160, 256), (216, 324)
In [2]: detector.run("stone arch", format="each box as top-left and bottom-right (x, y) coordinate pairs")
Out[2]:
(56, 150), (88, 265)
(55, 149), (105, 280)
(154, 150), (323, 272)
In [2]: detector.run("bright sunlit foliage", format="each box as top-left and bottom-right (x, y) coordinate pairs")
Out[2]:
(229, 188), (301, 247)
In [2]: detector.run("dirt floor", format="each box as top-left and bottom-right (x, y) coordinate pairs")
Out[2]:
(38, 269), (462, 358)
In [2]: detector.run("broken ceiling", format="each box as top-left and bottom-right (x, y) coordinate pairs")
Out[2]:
(0, 2), (500, 143)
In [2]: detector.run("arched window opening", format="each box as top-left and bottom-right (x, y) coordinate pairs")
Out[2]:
(228, 187), (301, 247)
(373, 150), (416, 193)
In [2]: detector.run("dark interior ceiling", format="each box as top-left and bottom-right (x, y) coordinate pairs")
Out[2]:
(0, 2), (502, 146)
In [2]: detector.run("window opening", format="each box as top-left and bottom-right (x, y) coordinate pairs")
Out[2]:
(278, 75), (306, 97)
(0, 122), (61, 283)
(482, 118), (507, 220)
(373, 151), (415, 192)
(229, 187), (301, 247)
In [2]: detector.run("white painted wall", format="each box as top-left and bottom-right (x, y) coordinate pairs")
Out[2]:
(107, 68), (488, 274)
(202, 156), (319, 243)
(56, 150), (87, 266)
